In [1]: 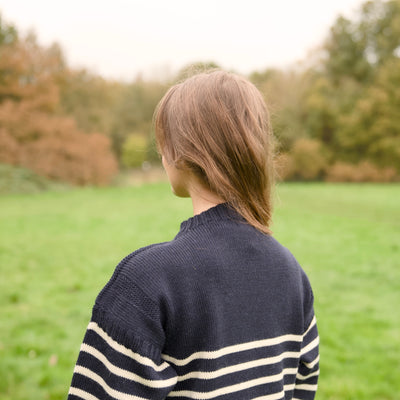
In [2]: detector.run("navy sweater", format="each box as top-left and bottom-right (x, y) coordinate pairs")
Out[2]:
(68, 203), (319, 400)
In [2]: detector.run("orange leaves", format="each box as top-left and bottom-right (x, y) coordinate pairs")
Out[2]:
(0, 101), (118, 185)
(0, 21), (118, 186)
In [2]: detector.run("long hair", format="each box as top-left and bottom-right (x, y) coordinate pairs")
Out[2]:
(154, 70), (275, 234)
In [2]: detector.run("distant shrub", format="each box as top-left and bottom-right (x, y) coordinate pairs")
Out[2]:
(0, 163), (67, 193)
(326, 161), (398, 182)
(276, 138), (329, 181)
(0, 102), (118, 185)
(121, 133), (148, 168)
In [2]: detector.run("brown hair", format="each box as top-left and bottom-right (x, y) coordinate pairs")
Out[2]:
(154, 70), (275, 234)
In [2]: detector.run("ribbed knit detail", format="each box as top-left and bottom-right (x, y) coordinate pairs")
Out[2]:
(68, 203), (319, 400)
(178, 203), (243, 233)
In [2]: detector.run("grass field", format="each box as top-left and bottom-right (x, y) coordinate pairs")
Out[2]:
(0, 183), (399, 399)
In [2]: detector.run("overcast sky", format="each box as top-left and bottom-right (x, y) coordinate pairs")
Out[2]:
(0, 0), (365, 81)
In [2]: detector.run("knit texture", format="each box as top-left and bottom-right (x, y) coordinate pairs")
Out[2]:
(68, 203), (319, 399)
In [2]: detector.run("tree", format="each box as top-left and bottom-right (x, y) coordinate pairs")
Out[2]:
(110, 78), (166, 162)
(57, 68), (122, 136)
(323, 0), (400, 83)
(338, 57), (400, 170)
(324, 15), (372, 83)
(359, 0), (400, 66)
(250, 68), (312, 151)
(0, 18), (118, 185)
(0, 101), (117, 185)
(0, 13), (17, 45)
(301, 0), (400, 175)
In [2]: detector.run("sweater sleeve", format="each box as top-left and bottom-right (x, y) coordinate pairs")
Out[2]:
(293, 270), (320, 400)
(293, 315), (320, 400)
(68, 251), (178, 400)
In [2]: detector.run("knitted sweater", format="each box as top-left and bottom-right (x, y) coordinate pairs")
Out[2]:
(68, 203), (319, 400)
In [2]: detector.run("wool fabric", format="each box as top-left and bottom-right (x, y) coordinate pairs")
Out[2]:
(68, 203), (319, 400)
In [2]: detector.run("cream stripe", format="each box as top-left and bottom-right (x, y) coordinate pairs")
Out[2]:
(177, 351), (300, 381)
(69, 387), (101, 400)
(300, 336), (319, 356)
(304, 354), (319, 369)
(252, 382), (295, 400)
(284, 383), (295, 392)
(294, 383), (318, 391)
(162, 334), (302, 366)
(74, 365), (149, 400)
(168, 368), (298, 399)
(303, 316), (317, 337)
(87, 322), (169, 372)
(296, 369), (320, 380)
(80, 343), (177, 388)
(251, 390), (285, 400)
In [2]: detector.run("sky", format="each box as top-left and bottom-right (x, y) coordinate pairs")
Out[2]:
(0, 0), (366, 81)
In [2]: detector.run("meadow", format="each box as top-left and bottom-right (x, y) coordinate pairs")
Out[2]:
(0, 182), (399, 399)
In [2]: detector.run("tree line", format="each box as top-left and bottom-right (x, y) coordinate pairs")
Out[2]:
(0, 0), (399, 185)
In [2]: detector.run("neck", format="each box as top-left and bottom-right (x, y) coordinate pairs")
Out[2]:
(188, 181), (224, 216)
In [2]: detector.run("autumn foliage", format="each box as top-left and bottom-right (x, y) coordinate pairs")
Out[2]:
(325, 162), (398, 183)
(252, 0), (400, 182)
(1, 0), (400, 185)
(0, 19), (117, 185)
(0, 102), (117, 185)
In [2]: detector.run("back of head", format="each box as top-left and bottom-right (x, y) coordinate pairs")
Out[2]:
(155, 70), (275, 234)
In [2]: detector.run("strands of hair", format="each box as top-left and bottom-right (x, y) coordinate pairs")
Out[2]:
(154, 70), (275, 234)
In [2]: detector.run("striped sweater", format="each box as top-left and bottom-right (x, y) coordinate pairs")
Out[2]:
(68, 203), (319, 400)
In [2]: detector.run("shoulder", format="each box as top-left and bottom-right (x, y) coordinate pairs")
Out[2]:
(91, 241), (178, 347)
(95, 236), (192, 307)
(117, 235), (192, 276)
(99, 241), (174, 293)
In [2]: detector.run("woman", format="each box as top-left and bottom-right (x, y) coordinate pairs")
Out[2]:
(68, 70), (319, 400)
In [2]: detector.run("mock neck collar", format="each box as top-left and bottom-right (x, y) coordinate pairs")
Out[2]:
(179, 203), (242, 233)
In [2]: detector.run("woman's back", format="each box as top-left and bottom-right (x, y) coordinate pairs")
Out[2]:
(68, 70), (319, 400)
(74, 204), (319, 400)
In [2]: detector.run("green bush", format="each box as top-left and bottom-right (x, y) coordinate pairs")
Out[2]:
(121, 134), (148, 168)
(0, 164), (67, 194)
(277, 138), (329, 181)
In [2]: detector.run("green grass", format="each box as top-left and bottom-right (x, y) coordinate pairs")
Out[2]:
(0, 183), (399, 399)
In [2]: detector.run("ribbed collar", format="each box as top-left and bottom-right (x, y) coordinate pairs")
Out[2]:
(178, 203), (243, 233)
